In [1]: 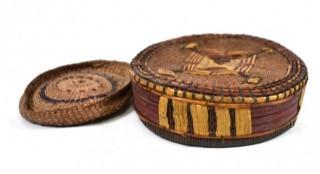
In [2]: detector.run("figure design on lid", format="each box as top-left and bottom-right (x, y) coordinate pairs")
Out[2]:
(157, 42), (274, 84)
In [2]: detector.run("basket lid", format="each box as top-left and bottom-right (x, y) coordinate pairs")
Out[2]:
(131, 34), (308, 103)
(19, 60), (131, 126)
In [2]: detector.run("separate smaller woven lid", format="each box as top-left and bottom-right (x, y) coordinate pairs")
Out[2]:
(19, 60), (131, 126)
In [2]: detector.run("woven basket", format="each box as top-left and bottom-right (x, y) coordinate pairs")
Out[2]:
(19, 60), (131, 126)
(131, 34), (308, 147)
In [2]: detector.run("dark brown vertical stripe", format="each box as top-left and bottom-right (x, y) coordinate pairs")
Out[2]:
(208, 106), (216, 136)
(229, 108), (236, 136)
(167, 99), (175, 129)
(187, 103), (194, 134)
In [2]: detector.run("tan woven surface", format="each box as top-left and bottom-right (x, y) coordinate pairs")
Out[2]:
(131, 34), (308, 98)
(19, 60), (131, 126)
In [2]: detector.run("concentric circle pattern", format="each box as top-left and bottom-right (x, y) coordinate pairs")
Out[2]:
(32, 73), (118, 111)
(131, 34), (307, 97)
(19, 60), (131, 126)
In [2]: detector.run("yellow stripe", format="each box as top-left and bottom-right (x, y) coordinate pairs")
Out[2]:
(215, 107), (231, 136)
(245, 55), (256, 74)
(165, 87), (175, 96)
(172, 100), (188, 133)
(187, 53), (195, 62)
(190, 104), (209, 136)
(177, 90), (184, 97)
(185, 53), (194, 62)
(239, 65), (247, 73)
(140, 79), (147, 86)
(190, 64), (196, 71)
(187, 64), (192, 70)
(238, 58), (248, 73)
(235, 58), (244, 71)
(193, 54), (203, 63)
(155, 85), (164, 92)
(186, 92), (193, 99)
(246, 56), (252, 64)
(256, 97), (266, 103)
(299, 87), (306, 107)
(191, 53), (199, 63)
(183, 64), (188, 70)
(148, 82), (154, 89)
(158, 97), (169, 128)
(235, 108), (252, 135)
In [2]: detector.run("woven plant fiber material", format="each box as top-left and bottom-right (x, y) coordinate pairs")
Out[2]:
(131, 34), (308, 147)
(19, 60), (131, 126)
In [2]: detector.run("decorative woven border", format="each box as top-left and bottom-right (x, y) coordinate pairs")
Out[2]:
(137, 107), (297, 147)
(19, 60), (132, 126)
(131, 70), (307, 104)
(131, 34), (308, 101)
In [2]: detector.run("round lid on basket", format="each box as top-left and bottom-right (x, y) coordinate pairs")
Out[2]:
(131, 34), (308, 103)
(19, 60), (131, 126)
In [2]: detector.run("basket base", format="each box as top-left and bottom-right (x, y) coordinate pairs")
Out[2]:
(138, 114), (297, 147)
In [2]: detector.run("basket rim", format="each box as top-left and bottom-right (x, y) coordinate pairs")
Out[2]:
(19, 60), (131, 126)
(131, 34), (308, 103)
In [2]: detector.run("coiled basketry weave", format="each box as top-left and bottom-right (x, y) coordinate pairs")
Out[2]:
(19, 60), (131, 126)
(131, 34), (308, 147)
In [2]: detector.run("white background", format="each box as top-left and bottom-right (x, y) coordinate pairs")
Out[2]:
(1, 0), (319, 174)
